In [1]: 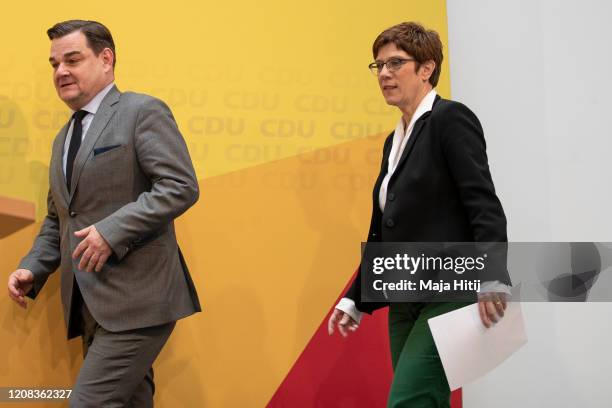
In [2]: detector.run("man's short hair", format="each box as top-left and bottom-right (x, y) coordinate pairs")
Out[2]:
(47, 20), (116, 68)
(372, 22), (443, 87)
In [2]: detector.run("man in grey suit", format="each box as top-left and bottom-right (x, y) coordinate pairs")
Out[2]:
(6, 20), (201, 407)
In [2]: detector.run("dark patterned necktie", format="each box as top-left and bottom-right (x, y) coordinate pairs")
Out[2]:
(66, 110), (89, 192)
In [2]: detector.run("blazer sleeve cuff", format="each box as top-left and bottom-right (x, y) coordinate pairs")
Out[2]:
(478, 280), (512, 295)
(16, 260), (48, 300)
(94, 218), (131, 262)
(335, 297), (363, 324)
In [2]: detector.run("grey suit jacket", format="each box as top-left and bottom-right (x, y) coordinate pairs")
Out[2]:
(19, 86), (201, 338)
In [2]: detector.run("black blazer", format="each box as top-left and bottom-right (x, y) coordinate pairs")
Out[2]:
(345, 95), (508, 314)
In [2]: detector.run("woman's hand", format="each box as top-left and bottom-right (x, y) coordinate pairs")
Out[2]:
(478, 292), (508, 328)
(328, 308), (359, 337)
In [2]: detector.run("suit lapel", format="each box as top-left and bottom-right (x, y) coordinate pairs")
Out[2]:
(372, 134), (394, 208)
(392, 113), (430, 176)
(391, 94), (440, 177)
(52, 122), (71, 205)
(381, 135), (393, 171)
(68, 86), (120, 204)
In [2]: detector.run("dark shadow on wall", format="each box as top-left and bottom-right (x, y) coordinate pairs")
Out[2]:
(0, 95), (81, 400)
(547, 243), (602, 301)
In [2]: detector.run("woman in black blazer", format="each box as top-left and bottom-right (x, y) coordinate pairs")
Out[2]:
(328, 22), (510, 408)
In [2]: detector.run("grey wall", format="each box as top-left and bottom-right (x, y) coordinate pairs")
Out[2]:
(447, 1), (612, 406)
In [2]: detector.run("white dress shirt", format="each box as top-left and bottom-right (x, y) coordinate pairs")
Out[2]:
(335, 89), (509, 324)
(62, 82), (115, 177)
(378, 89), (438, 212)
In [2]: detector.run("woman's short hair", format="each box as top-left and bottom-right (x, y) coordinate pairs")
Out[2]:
(373, 22), (443, 87)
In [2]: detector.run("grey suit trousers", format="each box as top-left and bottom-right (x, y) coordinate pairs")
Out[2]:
(70, 294), (175, 408)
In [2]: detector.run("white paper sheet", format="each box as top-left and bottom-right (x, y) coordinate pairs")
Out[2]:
(427, 287), (528, 390)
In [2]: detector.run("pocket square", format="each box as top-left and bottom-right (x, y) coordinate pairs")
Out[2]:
(93, 144), (122, 156)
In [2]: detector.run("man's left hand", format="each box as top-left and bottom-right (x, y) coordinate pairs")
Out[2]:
(478, 292), (508, 328)
(73, 226), (112, 273)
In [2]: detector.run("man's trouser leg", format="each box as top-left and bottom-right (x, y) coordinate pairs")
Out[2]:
(70, 301), (175, 408)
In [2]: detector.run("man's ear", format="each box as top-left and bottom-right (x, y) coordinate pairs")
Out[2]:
(101, 48), (115, 72)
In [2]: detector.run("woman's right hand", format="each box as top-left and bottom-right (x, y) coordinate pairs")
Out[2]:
(327, 308), (359, 337)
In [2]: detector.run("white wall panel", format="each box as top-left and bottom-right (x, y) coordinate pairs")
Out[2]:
(447, 1), (612, 406)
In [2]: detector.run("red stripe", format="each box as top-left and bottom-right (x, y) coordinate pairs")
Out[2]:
(267, 272), (462, 407)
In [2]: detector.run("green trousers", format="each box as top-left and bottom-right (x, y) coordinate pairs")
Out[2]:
(387, 302), (469, 408)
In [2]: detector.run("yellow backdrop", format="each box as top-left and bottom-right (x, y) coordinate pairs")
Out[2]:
(0, 1), (449, 406)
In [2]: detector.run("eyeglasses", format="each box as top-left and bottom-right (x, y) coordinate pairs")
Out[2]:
(368, 58), (415, 75)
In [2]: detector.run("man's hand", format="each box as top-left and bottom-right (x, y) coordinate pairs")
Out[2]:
(478, 292), (508, 328)
(7, 269), (34, 309)
(328, 308), (359, 337)
(73, 226), (112, 273)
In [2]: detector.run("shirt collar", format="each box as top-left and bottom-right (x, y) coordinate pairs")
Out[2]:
(395, 88), (437, 135)
(72, 82), (115, 115)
